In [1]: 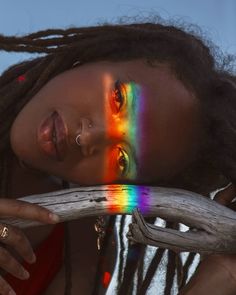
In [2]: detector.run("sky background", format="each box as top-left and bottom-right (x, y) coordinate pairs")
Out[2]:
(0, 0), (236, 74)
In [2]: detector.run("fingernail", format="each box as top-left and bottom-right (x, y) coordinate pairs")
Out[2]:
(29, 253), (36, 263)
(49, 213), (60, 223)
(22, 269), (30, 279)
(9, 290), (16, 295)
(32, 253), (36, 262)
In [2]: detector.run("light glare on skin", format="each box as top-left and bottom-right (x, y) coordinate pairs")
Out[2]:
(104, 80), (144, 182)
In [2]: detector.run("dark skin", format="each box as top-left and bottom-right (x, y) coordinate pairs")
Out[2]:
(0, 59), (204, 295)
(10, 60), (202, 185)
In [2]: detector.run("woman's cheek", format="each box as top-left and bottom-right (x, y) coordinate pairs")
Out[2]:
(103, 147), (119, 182)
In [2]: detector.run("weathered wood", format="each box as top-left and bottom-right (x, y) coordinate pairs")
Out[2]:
(1, 185), (236, 254)
(128, 208), (236, 254)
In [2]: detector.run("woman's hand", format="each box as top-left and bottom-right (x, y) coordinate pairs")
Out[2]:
(0, 198), (59, 295)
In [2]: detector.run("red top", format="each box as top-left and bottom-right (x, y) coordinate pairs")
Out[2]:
(5, 224), (65, 295)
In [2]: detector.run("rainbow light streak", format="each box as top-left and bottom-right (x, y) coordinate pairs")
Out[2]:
(102, 80), (149, 214)
(104, 81), (145, 181)
(105, 184), (150, 214)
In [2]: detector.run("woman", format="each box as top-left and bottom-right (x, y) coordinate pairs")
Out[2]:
(0, 21), (236, 295)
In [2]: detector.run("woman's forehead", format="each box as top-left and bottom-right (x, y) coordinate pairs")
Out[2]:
(122, 63), (202, 182)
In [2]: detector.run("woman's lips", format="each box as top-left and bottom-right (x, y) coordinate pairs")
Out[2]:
(37, 111), (68, 161)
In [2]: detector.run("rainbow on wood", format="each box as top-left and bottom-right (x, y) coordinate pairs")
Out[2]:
(104, 184), (150, 214)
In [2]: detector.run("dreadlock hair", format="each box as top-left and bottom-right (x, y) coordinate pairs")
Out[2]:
(0, 20), (236, 294)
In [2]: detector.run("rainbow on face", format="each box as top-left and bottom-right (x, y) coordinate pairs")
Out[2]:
(104, 80), (145, 182)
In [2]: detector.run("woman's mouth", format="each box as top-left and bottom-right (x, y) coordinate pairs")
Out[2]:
(38, 111), (68, 161)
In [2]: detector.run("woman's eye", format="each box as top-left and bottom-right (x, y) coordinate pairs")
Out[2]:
(117, 147), (129, 176)
(111, 80), (125, 113)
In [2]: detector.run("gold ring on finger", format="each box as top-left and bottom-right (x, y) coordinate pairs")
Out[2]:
(0, 226), (9, 240)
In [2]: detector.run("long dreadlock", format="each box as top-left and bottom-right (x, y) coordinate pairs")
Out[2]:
(1, 20), (236, 294)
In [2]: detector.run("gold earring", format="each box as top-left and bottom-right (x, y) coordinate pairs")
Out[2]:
(94, 216), (106, 250)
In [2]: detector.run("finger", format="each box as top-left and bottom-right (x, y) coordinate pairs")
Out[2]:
(0, 224), (35, 264)
(0, 199), (59, 224)
(214, 184), (235, 205)
(0, 247), (29, 280)
(0, 275), (16, 295)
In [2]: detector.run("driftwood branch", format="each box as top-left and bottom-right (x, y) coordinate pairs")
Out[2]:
(128, 208), (236, 254)
(1, 185), (236, 254)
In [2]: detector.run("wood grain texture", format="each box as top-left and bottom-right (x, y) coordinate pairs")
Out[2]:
(1, 185), (236, 253)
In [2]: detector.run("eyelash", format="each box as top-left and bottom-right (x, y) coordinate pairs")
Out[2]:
(110, 81), (129, 177)
(117, 146), (129, 176)
(112, 80), (125, 113)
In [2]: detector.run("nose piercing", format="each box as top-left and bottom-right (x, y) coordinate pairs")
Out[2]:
(75, 134), (81, 146)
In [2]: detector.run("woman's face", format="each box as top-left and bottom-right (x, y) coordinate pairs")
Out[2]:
(10, 60), (202, 185)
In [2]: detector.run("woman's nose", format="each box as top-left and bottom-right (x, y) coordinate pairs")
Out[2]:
(76, 118), (108, 155)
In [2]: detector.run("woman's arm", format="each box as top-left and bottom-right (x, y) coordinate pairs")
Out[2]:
(179, 254), (236, 295)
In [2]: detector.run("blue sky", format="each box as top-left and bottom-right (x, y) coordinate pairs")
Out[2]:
(1, 0), (236, 73)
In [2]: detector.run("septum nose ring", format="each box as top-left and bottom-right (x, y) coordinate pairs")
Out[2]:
(75, 134), (81, 146)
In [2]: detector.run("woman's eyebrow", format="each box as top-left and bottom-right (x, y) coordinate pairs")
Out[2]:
(130, 90), (138, 113)
(130, 143), (139, 171)
(126, 81), (141, 175)
(125, 83), (139, 120)
(123, 138), (139, 176)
